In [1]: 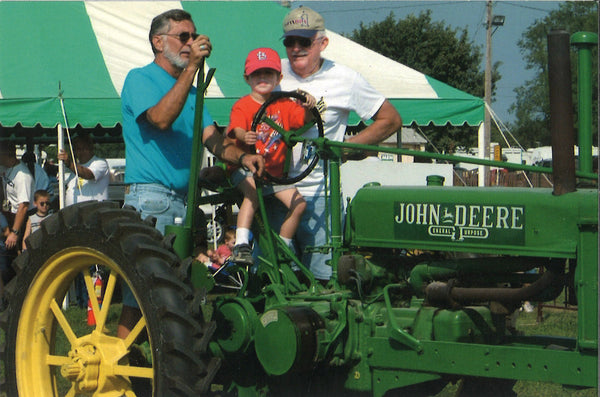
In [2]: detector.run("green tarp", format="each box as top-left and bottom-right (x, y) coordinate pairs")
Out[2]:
(0, 1), (484, 139)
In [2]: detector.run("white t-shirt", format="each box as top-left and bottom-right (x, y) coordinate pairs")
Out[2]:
(65, 155), (109, 205)
(280, 58), (385, 197)
(2, 161), (35, 213)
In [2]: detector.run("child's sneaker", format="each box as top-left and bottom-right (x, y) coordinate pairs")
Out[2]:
(232, 244), (253, 265)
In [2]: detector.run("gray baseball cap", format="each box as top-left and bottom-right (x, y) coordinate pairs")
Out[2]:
(283, 6), (325, 38)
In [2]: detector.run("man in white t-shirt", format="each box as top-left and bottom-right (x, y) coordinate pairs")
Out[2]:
(275, 6), (403, 281)
(58, 133), (109, 206)
(0, 142), (35, 250)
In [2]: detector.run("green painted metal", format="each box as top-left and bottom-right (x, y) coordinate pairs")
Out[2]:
(347, 186), (597, 258)
(216, 298), (258, 354)
(571, 32), (598, 174)
(254, 309), (302, 376)
(576, 220), (598, 350)
(322, 139), (599, 180)
(430, 307), (496, 343)
(426, 174), (446, 186)
(366, 338), (597, 387)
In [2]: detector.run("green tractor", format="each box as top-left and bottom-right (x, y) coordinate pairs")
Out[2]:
(0, 30), (597, 397)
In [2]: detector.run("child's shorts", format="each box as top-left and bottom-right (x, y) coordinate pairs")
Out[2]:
(230, 167), (293, 196)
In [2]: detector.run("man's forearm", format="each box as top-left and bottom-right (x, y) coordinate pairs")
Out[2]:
(12, 203), (29, 232)
(347, 100), (402, 145)
(203, 126), (245, 164)
(146, 67), (198, 130)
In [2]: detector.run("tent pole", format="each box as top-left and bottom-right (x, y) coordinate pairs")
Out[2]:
(57, 124), (65, 210)
(477, 122), (486, 186)
(58, 124), (70, 310)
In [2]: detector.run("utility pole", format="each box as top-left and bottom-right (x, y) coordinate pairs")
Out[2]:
(481, 0), (493, 187)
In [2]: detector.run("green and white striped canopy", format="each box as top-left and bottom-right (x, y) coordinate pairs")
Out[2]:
(0, 1), (484, 138)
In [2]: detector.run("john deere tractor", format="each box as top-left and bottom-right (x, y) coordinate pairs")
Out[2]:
(0, 30), (597, 397)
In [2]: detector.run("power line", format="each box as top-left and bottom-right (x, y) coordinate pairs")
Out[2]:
(502, 1), (556, 13)
(317, 1), (472, 16)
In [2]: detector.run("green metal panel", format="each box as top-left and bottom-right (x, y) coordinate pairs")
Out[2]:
(576, 221), (598, 350)
(366, 339), (598, 387)
(431, 307), (495, 343)
(254, 309), (300, 376)
(347, 186), (598, 258)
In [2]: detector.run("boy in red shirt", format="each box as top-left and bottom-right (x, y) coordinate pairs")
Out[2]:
(227, 47), (315, 264)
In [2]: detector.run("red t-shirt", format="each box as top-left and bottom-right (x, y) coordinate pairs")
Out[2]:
(227, 95), (306, 177)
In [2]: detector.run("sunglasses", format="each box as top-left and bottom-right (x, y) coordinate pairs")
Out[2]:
(38, 201), (50, 207)
(162, 31), (199, 44)
(283, 36), (320, 48)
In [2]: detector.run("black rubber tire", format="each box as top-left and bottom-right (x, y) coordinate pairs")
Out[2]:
(0, 201), (219, 396)
(251, 90), (324, 185)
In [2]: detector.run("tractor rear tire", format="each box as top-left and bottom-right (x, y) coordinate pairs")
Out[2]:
(0, 201), (219, 396)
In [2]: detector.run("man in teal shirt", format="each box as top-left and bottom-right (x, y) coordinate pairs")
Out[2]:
(120, 9), (263, 338)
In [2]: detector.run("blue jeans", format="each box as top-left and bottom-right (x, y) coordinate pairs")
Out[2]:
(123, 183), (186, 235)
(122, 183), (186, 307)
(262, 194), (332, 280)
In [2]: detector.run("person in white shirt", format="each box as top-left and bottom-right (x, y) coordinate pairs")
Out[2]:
(58, 133), (109, 206)
(274, 6), (403, 282)
(0, 142), (35, 251)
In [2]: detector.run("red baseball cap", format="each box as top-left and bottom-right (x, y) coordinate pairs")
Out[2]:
(245, 47), (281, 76)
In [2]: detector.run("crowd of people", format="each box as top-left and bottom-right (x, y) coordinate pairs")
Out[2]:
(0, 7), (402, 317)
(0, 132), (110, 309)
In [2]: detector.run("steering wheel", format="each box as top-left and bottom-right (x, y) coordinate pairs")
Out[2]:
(250, 91), (324, 185)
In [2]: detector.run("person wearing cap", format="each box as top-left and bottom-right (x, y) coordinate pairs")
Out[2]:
(274, 6), (403, 282)
(119, 9), (265, 339)
(57, 133), (110, 206)
(226, 47), (316, 264)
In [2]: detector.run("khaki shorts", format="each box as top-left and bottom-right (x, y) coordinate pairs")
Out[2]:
(230, 168), (294, 196)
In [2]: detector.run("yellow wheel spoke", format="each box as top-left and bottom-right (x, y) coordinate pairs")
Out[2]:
(103, 271), (118, 308)
(114, 364), (154, 379)
(50, 299), (77, 344)
(96, 270), (118, 331)
(46, 354), (72, 367)
(66, 386), (76, 397)
(123, 316), (147, 349)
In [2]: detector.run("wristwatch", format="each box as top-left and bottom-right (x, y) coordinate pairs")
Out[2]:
(11, 229), (20, 236)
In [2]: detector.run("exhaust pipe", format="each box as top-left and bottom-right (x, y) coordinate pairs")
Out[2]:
(425, 261), (565, 308)
(547, 29), (577, 195)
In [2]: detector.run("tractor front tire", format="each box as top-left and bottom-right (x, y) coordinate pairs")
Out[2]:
(0, 201), (219, 396)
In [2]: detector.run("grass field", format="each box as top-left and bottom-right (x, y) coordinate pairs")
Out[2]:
(0, 304), (597, 396)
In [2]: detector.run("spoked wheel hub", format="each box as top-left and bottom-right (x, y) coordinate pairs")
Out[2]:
(59, 332), (133, 394)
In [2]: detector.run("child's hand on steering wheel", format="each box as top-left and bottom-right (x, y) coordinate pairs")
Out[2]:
(243, 130), (258, 145)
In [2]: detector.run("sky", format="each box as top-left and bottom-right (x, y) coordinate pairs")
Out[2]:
(285, 1), (567, 124)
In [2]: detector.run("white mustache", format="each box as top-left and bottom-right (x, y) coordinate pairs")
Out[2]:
(292, 50), (309, 57)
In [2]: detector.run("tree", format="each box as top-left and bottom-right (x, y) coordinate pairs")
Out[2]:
(510, 2), (597, 148)
(350, 10), (501, 153)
